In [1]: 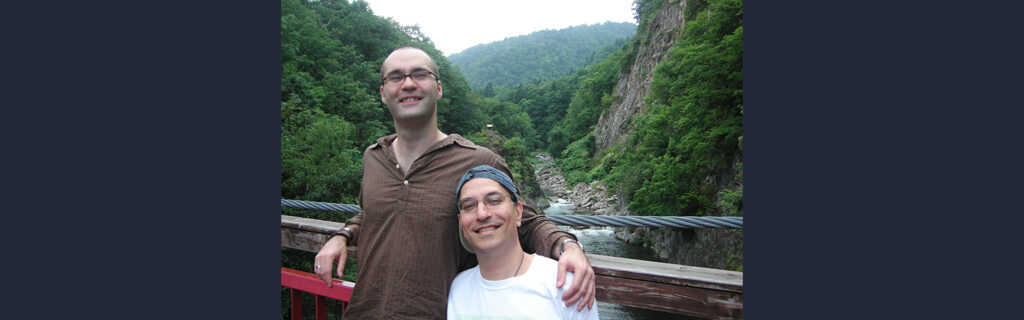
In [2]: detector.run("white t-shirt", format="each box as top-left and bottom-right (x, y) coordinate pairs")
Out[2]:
(447, 254), (600, 320)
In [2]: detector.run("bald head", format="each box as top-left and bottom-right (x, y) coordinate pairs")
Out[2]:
(380, 45), (440, 81)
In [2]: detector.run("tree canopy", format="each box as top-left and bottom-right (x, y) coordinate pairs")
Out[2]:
(547, 0), (744, 218)
(449, 22), (636, 89)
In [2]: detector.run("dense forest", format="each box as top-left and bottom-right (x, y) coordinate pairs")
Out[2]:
(448, 22), (636, 89)
(553, 0), (744, 218)
(478, 0), (743, 219)
(281, 0), (742, 315)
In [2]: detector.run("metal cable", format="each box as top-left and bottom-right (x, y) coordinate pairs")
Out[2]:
(281, 199), (362, 213)
(281, 199), (742, 229)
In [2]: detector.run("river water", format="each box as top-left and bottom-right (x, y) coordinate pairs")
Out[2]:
(543, 199), (699, 320)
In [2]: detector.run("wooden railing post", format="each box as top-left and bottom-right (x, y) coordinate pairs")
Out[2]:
(290, 289), (302, 320)
(315, 295), (327, 319)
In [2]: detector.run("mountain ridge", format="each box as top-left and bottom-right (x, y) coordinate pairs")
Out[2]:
(449, 21), (636, 89)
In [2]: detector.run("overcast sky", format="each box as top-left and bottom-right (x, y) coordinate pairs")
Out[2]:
(361, 0), (637, 56)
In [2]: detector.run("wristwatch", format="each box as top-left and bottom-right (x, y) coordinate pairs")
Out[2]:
(333, 227), (353, 242)
(559, 238), (584, 256)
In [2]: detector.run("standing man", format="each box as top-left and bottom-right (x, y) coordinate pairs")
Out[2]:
(448, 165), (600, 319)
(314, 45), (595, 318)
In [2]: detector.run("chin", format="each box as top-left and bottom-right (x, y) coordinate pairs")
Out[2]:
(467, 239), (497, 253)
(391, 106), (433, 121)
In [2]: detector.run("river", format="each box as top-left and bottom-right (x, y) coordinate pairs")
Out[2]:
(543, 198), (700, 320)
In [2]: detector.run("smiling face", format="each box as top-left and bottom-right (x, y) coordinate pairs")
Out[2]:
(458, 178), (523, 254)
(379, 47), (443, 124)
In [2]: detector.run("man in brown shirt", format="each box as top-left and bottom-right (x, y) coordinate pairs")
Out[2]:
(313, 45), (595, 318)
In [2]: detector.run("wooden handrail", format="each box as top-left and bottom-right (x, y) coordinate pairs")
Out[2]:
(281, 214), (743, 319)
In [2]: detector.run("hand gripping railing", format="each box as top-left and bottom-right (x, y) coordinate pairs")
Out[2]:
(281, 199), (742, 229)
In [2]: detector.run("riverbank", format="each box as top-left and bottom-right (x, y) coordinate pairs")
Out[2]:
(532, 153), (743, 271)
(534, 153), (615, 214)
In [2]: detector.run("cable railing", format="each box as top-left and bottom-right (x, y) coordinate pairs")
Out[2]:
(280, 199), (743, 229)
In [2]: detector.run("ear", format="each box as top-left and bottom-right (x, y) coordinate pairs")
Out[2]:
(380, 86), (386, 104)
(436, 81), (443, 99)
(514, 201), (523, 227)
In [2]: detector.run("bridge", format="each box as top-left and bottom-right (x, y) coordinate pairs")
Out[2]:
(280, 199), (743, 319)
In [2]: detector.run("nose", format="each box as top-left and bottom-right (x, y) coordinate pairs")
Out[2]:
(472, 204), (492, 221)
(399, 75), (418, 89)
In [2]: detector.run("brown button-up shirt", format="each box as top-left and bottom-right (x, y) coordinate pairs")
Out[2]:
(342, 133), (573, 319)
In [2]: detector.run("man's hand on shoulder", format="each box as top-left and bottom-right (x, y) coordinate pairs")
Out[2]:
(555, 240), (596, 311)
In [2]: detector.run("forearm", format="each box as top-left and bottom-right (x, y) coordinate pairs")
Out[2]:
(519, 202), (576, 259)
(550, 235), (582, 259)
(332, 214), (362, 247)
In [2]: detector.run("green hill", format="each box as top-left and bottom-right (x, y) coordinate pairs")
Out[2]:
(448, 22), (636, 89)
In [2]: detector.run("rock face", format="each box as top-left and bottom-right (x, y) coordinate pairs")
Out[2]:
(534, 153), (617, 215)
(589, 0), (743, 270)
(530, 1), (743, 271)
(567, 181), (616, 215)
(594, 0), (687, 150)
(534, 154), (570, 199)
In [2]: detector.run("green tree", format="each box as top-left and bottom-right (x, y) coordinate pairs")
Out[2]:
(609, 0), (743, 216)
(554, 43), (629, 155)
(481, 82), (496, 98)
(281, 108), (362, 204)
(449, 22), (637, 89)
(479, 97), (537, 148)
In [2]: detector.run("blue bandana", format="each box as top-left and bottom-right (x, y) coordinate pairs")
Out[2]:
(455, 165), (518, 204)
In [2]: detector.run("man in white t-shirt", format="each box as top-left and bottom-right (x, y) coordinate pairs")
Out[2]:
(448, 165), (600, 319)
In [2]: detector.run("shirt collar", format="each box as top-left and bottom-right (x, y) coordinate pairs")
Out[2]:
(368, 133), (478, 151)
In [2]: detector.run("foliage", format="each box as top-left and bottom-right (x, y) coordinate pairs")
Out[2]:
(558, 45), (630, 151)
(716, 162), (743, 216)
(546, 126), (571, 156)
(281, 108), (362, 204)
(466, 131), (542, 202)
(281, 0), (399, 148)
(501, 137), (532, 193)
(496, 73), (581, 150)
(477, 97), (537, 149)
(634, 0), (669, 33)
(608, 0), (744, 216)
(558, 132), (596, 187)
(432, 51), (487, 136)
(540, 0), (743, 218)
(489, 30), (624, 152)
(449, 22), (637, 89)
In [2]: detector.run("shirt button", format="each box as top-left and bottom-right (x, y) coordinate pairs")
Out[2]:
(395, 164), (400, 169)
(403, 180), (409, 185)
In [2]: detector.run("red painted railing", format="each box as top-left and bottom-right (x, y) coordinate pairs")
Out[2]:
(281, 267), (355, 320)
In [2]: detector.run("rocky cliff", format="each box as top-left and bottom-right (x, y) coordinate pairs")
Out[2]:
(594, 0), (686, 150)
(590, 0), (743, 270)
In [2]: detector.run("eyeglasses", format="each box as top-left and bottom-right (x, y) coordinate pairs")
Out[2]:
(458, 193), (509, 214)
(381, 70), (438, 86)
